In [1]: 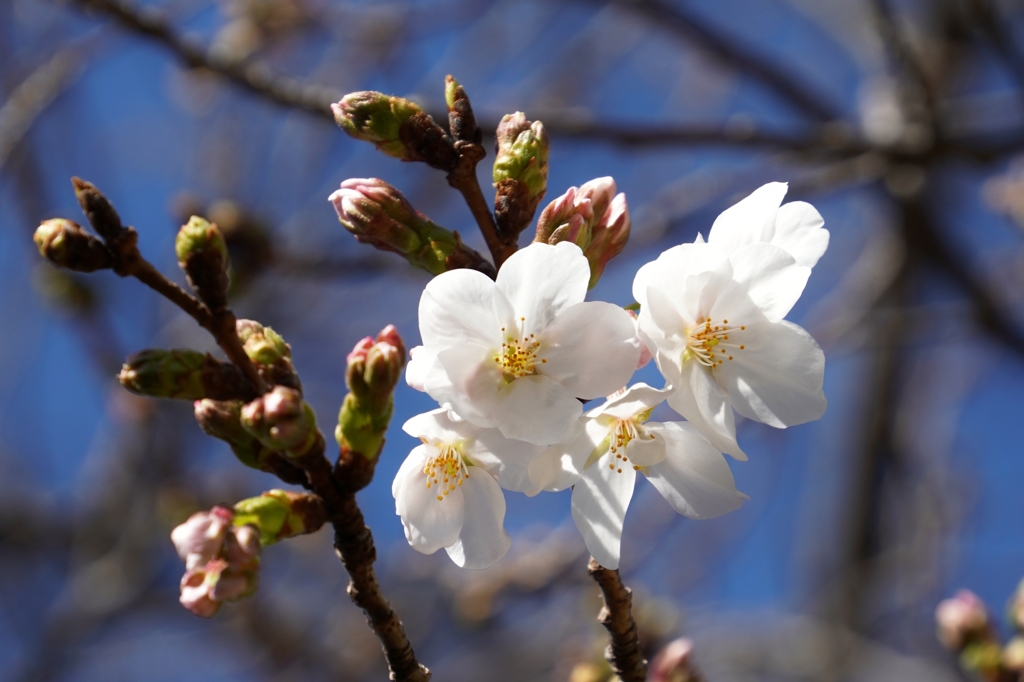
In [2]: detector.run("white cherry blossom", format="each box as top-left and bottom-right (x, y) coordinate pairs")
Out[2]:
(393, 408), (543, 569)
(633, 238), (827, 460)
(407, 241), (641, 446)
(704, 182), (829, 269)
(528, 384), (744, 569)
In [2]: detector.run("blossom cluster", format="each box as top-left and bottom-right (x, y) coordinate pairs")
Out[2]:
(395, 181), (828, 570)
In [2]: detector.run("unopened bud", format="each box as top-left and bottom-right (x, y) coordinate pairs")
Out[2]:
(176, 216), (230, 310)
(493, 113), (549, 241)
(171, 506), (234, 570)
(195, 399), (273, 470)
(1005, 637), (1024, 671)
(232, 489), (327, 545)
(936, 590), (989, 650)
(337, 325), (407, 456)
(332, 91), (455, 169)
(71, 177), (124, 241)
(235, 320), (301, 390)
(651, 638), (700, 682)
(240, 386), (318, 457)
(119, 349), (254, 401)
(445, 75), (480, 144)
(33, 219), (112, 272)
(535, 177), (631, 287)
(330, 178), (494, 277)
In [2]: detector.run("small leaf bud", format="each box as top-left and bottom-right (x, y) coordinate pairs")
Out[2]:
(71, 177), (124, 242)
(232, 490), (327, 546)
(493, 113), (549, 241)
(445, 75), (481, 144)
(240, 386), (318, 457)
(33, 219), (112, 272)
(333, 91), (455, 169)
(176, 216), (230, 310)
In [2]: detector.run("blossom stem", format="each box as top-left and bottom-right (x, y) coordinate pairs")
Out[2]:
(587, 557), (648, 682)
(447, 140), (516, 271)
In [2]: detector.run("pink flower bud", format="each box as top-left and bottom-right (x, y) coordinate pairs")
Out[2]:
(170, 507), (233, 570)
(936, 590), (989, 650)
(240, 386), (316, 454)
(650, 637), (697, 682)
(180, 561), (223, 618)
(347, 337), (375, 365)
(584, 192), (631, 288)
(576, 176), (617, 221)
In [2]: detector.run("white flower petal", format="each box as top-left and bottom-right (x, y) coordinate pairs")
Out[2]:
(726, 243), (809, 323)
(528, 417), (607, 493)
(540, 302), (640, 399)
(405, 345), (438, 393)
(715, 320), (826, 428)
(496, 242), (590, 336)
(665, 360), (747, 461)
(392, 444), (429, 500)
(402, 407), (480, 444)
(707, 182), (788, 253)
(598, 382), (668, 420)
(445, 470), (511, 569)
(644, 422), (745, 519)
(639, 285), (688, 361)
(769, 201), (829, 269)
(624, 429), (666, 466)
(494, 374), (583, 445)
(431, 345), (505, 428)
(465, 428), (544, 493)
(419, 269), (507, 348)
(571, 462), (636, 570)
(394, 446), (464, 554)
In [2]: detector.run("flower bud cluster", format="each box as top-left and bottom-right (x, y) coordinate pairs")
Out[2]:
(236, 319), (301, 391)
(33, 219), (112, 273)
(337, 325), (406, 457)
(493, 112), (549, 241)
(176, 216), (230, 311)
(119, 349), (254, 401)
(534, 177), (630, 288)
(329, 178), (493, 277)
(240, 385), (320, 458)
(171, 507), (260, 618)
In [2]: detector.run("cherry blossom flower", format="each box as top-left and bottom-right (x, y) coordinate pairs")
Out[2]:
(704, 182), (829, 269)
(633, 237), (826, 460)
(406, 241), (640, 446)
(393, 408), (544, 569)
(528, 384), (744, 569)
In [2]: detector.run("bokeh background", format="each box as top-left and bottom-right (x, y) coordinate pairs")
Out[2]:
(3, 0), (1024, 679)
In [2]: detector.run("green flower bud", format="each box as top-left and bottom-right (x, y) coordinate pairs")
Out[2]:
(445, 75), (480, 144)
(236, 319), (289, 365)
(119, 349), (254, 401)
(493, 113), (549, 241)
(240, 386), (319, 457)
(33, 219), (112, 273)
(71, 177), (124, 242)
(232, 490), (327, 546)
(329, 178), (495, 277)
(194, 399), (269, 470)
(336, 326), (406, 457)
(176, 216), (230, 310)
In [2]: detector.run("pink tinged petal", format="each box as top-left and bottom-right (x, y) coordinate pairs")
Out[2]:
(598, 382), (668, 420)
(464, 428), (544, 493)
(715, 320), (827, 428)
(643, 422), (745, 519)
(623, 428), (667, 467)
(180, 568), (220, 618)
(769, 201), (829, 269)
(666, 360), (747, 461)
(495, 242), (590, 336)
(431, 345), (505, 428)
(726, 243), (809, 323)
(402, 407), (481, 444)
(571, 461), (636, 570)
(395, 445), (465, 554)
(210, 570), (257, 602)
(405, 345), (438, 393)
(527, 417), (607, 493)
(540, 302), (640, 399)
(171, 511), (230, 570)
(418, 269), (506, 348)
(445, 469), (511, 569)
(494, 374), (583, 445)
(707, 182), (788, 254)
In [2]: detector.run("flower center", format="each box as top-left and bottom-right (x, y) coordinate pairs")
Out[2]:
(493, 317), (546, 381)
(607, 418), (649, 474)
(683, 317), (746, 368)
(423, 443), (469, 502)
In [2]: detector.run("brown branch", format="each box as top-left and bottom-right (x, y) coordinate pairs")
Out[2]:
(67, 0), (340, 121)
(587, 557), (648, 682)
(447, 141), (514, 270)
(589, 0), (842, 122)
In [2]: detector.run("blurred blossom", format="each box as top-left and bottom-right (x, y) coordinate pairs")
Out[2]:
(650, 637), (698, 682)
(935, 590), (989, 650)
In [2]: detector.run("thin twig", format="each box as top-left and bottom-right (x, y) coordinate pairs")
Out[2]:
(587, 557), (648, 682)
(590, 0), (842, 121)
